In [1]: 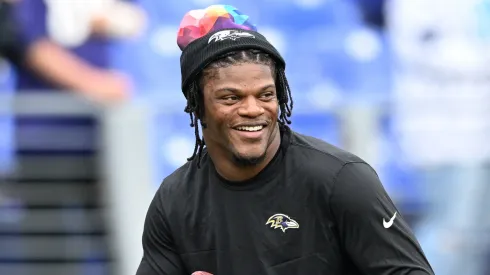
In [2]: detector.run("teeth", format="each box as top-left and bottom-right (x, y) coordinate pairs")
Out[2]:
(236, 125), (264, 132)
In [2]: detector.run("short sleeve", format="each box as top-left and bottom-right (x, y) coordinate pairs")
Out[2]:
(136, 190), (186, 275)
(329, 162), (434, 275)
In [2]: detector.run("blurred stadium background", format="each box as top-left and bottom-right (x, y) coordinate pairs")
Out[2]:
(0, 0), (489, 274)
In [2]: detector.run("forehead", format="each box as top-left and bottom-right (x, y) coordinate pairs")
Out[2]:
(203, 63), (275, 91)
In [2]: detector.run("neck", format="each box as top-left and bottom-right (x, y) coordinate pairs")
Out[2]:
(207, 125), (281, 182)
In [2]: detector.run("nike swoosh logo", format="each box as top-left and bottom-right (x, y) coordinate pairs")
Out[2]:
(383, 211), (397, 229)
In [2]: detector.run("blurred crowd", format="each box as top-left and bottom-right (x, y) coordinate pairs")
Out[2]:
(0, 0), (146, 103)
(0, 0), (489, 274)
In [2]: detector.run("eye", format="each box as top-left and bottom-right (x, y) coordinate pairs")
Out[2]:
(224, 95), (239, 101)
(220, 95), (240, 104)
(260, 92), (275, 101)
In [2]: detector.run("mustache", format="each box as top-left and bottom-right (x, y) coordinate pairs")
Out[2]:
(231, 119), (272, 128)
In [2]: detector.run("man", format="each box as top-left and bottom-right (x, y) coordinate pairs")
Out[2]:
(137, 5), (433, 275)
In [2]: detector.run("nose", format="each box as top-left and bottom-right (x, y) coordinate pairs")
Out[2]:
(237, 96), (264, 118)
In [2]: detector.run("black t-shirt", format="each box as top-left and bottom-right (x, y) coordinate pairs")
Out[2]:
(137, 127), (433, 275)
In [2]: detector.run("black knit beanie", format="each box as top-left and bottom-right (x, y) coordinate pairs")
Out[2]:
(179, 28), (285, 98)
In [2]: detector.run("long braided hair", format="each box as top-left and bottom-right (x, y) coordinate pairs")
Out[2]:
(183, 49), (294, 165)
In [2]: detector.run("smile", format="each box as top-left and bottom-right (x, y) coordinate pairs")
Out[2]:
(235, 125), (265, 132)
(232, 124), (267, 140)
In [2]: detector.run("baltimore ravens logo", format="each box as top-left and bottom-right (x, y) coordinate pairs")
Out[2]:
(208, 30), (255, 44)
(266, 214), (299, 233)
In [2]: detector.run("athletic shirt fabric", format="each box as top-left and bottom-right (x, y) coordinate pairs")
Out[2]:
(137, 126), (433, 275)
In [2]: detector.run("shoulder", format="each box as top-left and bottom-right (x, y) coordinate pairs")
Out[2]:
(159, 161), (194, 192)
(155, 155), (207, 207)
(290, 131), (362, 162)
(288, 130), (367, 171)
(284, 129), (377, 189)
(286, 130), (386, 204)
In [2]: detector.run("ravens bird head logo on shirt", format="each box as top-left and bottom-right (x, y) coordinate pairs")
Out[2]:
(266, 214), (299, 233)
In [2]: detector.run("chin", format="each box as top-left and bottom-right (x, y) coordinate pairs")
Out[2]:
(231, 150), (267, 167)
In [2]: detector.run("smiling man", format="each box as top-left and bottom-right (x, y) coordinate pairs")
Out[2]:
(136, 4), (434, 275)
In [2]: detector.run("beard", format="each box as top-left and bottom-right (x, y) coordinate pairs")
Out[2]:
(229, 125), (280, 167)
(231, 151), (267, 167)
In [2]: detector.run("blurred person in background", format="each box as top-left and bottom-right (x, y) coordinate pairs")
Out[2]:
(10, 0), (147, 103)
(4, 2), (147, 275)
(0, 0), (25, 176)
(386, 0), (490, 274)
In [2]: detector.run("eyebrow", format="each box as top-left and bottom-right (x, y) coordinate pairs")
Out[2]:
(214, 84), (276, 94)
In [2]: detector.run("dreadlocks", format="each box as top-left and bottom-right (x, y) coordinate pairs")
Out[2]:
(183, 49), (294, 165)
